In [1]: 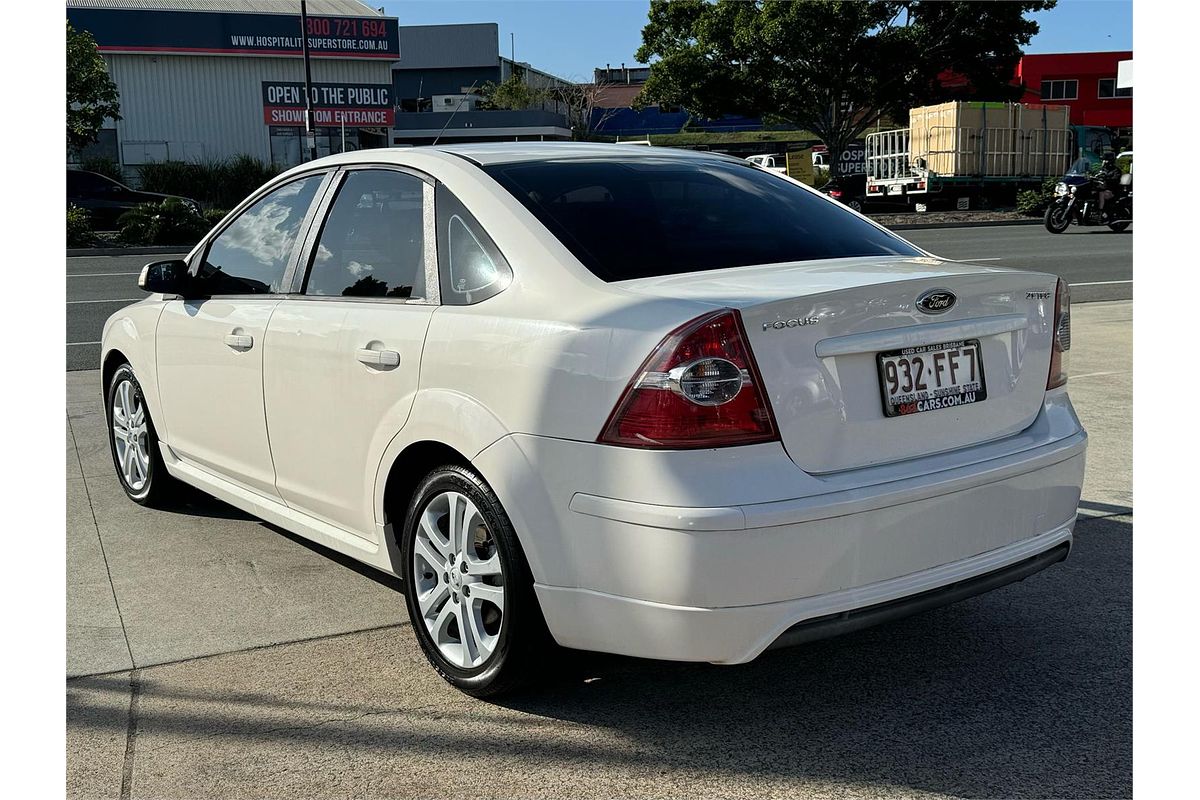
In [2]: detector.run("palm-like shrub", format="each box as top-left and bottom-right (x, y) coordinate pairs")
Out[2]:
(118, 198), (208, 246)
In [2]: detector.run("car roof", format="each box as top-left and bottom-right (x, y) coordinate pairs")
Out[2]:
(436, 141), (749, 166)
(299, 142), (748, 171)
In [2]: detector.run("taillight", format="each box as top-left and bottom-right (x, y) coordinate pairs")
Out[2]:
(598, 309), (779, 448)
(1047, 277), (1071, 389)
(829, 190), (843, 199)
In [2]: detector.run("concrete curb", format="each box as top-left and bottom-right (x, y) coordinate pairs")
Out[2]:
(882, 218), (1043, 231)
(67, 245), (190, 257)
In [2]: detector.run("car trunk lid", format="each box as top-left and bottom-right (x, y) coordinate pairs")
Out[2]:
(615, 256), (1059, 473)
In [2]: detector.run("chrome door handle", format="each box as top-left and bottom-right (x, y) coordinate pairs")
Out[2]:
(224, 333), (253, 350)
(356, 348), (400, 368)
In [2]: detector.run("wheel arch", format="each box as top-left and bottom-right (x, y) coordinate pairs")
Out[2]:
(100, 302), (168, 437)
(101, 348), (129, 397)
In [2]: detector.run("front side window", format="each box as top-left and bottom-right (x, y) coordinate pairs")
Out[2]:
(482, 157), (921, 282)
(198, 175), (322, 295)
(435, 184), (512, 305)
(304, 170), (426, 299)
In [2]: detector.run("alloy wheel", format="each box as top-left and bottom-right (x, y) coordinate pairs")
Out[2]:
(411, 490), (506, 669)
(111, 378), (151, 492)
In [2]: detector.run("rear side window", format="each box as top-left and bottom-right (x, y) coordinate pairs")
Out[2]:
(483, 158), (921, 282)
(304, 170), (427, 299)
(435, 183), (512, 305)
(199, 175), (322, 295)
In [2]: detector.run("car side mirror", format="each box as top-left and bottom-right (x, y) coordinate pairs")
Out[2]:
(138, 260), (189, 295)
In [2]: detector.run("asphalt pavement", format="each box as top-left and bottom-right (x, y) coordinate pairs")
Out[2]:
(66, 300), (1131, 799)
(64, 222), (1131, 371)
(904, 224), (1133, 304)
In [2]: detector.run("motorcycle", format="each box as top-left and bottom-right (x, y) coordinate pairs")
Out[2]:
(1044, 157), (1132, 234)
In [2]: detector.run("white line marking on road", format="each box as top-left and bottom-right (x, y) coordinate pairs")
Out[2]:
(1071, 370), (1129, 379)
(67, 341), (102, 346)
(1070, 279), (1133, 287)
(66, 298), (141, 304)
(66, 272), (141, 278)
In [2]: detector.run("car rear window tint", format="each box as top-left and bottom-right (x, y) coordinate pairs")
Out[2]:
(482, 158), (920, 282)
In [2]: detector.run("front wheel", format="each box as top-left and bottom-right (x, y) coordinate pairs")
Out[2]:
(1044, 203), (1071, 233)
(400, 464), (549, 697)
(106, 363), (179, 506)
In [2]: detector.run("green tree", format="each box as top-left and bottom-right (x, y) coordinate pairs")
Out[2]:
(67, 21), (121, 153)
(480, 71), (548, 111)
(635, 0), (1054, 176)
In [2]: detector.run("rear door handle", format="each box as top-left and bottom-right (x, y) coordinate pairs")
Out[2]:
(224, 333), (253, 350)
(356, 348), (400, 368)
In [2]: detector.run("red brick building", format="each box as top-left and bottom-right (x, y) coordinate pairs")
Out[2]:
(1014, 51), (1132, 130)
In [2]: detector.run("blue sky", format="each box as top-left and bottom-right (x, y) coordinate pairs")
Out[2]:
(381, 0), (1132, 81)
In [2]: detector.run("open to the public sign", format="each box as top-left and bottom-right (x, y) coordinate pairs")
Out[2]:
(877, 339), (987, 417)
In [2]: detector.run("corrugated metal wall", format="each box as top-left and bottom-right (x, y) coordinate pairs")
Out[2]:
(104, 53), (392, 165)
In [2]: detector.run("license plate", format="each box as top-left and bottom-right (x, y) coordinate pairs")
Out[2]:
(888, 185), (904, 195)
(877, 339), (987, 417)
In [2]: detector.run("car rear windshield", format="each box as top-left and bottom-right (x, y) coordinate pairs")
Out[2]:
(482, 157), (921, 282)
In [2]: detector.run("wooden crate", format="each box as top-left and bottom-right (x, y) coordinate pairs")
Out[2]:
(908, 101), (1070, 177)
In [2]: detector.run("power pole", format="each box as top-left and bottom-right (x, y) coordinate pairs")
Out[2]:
(299, 0), (318, 161)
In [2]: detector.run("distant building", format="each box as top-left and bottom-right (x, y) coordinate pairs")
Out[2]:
(388, 23), (573, 145)
(67, 0), (399, 171)
(1014, 51), (1132, 133)
(66, 2), (578, 172)
(588, 62), (765, 138)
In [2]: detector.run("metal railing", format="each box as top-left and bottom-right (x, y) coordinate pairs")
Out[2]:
(865, 128), (911, 180)
(867, 126), (1073, 180)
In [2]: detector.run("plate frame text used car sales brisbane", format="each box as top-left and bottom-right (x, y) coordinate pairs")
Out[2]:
(100, 143), (1085, 696)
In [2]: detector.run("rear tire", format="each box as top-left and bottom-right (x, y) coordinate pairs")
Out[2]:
(1044, 204), (1071, 233)
(106, 363), (179, 507)
(400, 464), (550, 697)
(1108, 220), (1131, 232)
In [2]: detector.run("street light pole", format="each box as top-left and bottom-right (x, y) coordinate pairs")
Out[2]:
(299, 0), (318, 162)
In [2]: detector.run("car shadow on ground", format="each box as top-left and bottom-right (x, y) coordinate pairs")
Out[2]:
(492, 516), (1132, 798)
(161, 486), (407, 593)
(67, 517), (1130, 798)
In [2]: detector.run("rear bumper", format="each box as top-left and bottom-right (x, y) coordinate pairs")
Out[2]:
(474, 393), (1086, 663)
(767, 539), (1070, 653)
(534, 524), (1073, 664)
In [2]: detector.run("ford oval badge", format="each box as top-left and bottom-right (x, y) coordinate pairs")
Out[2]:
(916, 288), (956, 315)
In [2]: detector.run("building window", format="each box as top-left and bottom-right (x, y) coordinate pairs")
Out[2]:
(1098, 78), (1132, 99)
(268, 126), (362, 169)
(1040, 79), (1079, 101)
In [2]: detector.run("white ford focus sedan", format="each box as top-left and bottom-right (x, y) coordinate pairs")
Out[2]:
(102, 143), (1085, 696)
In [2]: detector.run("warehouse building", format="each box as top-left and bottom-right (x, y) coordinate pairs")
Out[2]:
(67, 2), (580, 170)
(67, 0), (400, 171)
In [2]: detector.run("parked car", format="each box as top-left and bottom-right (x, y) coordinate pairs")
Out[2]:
(819, 173), (868, 212)
(68, 169), (200, 229)
(746, 153), (787, 174)
(103, 143), (1085, 697)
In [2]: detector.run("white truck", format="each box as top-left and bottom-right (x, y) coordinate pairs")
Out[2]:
(745, 153), (787, 174)
(865, 101), (1117, 208)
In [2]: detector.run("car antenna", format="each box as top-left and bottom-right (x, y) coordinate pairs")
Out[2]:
(432, 80), (480, 147)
